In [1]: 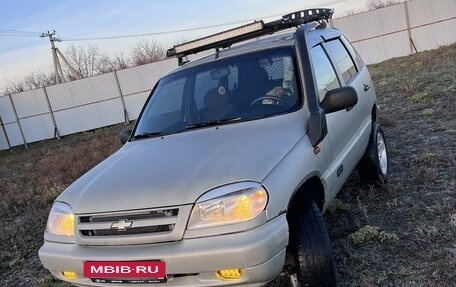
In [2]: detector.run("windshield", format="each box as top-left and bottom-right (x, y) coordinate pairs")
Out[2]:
(134, 47), (301, 138)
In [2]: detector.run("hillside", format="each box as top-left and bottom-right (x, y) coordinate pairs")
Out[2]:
(0, 43), (455, 287)
(325, 43), (456, 286)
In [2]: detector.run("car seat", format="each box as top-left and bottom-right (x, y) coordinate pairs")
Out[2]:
(199, 87), (233, 121)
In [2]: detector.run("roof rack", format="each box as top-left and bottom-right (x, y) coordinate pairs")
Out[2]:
(167, 8), (334, 65)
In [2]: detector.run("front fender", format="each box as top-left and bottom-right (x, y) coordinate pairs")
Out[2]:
(262, 135), (324, 219)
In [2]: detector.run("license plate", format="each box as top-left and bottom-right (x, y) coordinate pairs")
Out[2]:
(84, 260), (166, 282)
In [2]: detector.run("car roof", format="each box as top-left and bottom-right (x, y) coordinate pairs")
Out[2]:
(164, 26), (342, 76)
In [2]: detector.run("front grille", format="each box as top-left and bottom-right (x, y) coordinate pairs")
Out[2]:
(80, 224), (174, 236)
(80, 209), (178, 223)
(76, 205), (192, 246)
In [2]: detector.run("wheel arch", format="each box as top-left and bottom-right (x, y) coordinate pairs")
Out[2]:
(372, 104), (378, 123)
(285, 177), (337, 287)
(287, 176), (325, 213)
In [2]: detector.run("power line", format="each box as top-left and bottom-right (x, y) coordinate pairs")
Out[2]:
(61, 21), (250, 41)
(0, 28), (40, 35)
(0, 28), (40, 38)
(0, 33), (39, 38)
(1, 0), (346, 41)
(62, 0), (345, 41)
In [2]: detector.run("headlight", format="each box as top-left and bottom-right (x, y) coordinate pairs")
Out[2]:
(46, 202), (75, 236)
(188, 182), (268, 230)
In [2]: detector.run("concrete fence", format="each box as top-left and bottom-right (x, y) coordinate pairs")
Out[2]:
(1, 0), (455, 150)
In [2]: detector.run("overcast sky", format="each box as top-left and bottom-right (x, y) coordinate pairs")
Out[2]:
(0, 0), (369, 89)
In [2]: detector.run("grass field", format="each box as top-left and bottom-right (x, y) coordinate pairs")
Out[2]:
(0, 43), (455, 287)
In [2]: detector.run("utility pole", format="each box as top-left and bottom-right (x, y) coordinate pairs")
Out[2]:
(40, 30), (81, 83)
(40, 31), (61, 83)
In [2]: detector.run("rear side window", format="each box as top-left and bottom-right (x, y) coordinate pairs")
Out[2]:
(310, 45), (340, 102)
(324, 39), (357, 85)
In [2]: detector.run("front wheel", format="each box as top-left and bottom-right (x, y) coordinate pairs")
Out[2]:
(288, 200), (337, 287)
(358, 122), (389, 184)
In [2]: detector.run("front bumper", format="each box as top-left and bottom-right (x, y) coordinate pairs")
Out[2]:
(39, 214), (288, 286)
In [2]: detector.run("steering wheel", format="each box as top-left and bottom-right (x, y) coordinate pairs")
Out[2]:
(250, 96), (286, 106)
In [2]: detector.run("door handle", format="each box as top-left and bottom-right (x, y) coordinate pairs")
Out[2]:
(364, 84), (371, 91)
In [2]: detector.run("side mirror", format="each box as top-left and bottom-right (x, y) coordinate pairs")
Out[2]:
(118, 129), (132, 145)
(321, 86), (358, 114)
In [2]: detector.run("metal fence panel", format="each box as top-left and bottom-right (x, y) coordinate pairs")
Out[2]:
(9, 88), (56, 144)
(0, 128), (8, 150)
(412, 18), (456, 51)
(331, 3), (410, 64)
(0, 95), (24, 148)
(3, 123), (24, 146)
(332, 4), (407, 42)
(123, 91), (150, 120)
(46, 72), (120, 111)
(11, 88), (49, 118)
(0, 95), (17, 124)
(20, 114), (55, 143)
(116, 58), (176, 96)
(352, 31), (410, 64)
(53, 98), (124, 136)
(408, 0), (456, 27)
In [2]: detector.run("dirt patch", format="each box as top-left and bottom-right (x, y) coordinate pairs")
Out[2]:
(1, 44), (455, 287)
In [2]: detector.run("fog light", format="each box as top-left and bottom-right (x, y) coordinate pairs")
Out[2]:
(216, 268), (243, 280)
(62, 271), (77, 280)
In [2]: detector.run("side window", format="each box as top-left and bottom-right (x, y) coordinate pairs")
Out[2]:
(324, 39), (357, 85)
(340, 35), (364, 70)
(310, 45), (340, 102)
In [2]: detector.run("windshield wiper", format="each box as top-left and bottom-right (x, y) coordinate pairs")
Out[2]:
(186, 117), (243, 130)
(131, 132), (167, 140)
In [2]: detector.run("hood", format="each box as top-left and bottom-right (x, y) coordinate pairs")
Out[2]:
(59, 112), (307, 214)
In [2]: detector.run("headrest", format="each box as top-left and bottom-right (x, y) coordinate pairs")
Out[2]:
(204, 87), (230, 107)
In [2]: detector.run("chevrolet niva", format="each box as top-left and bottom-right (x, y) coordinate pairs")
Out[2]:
(40, 9), (389, 287)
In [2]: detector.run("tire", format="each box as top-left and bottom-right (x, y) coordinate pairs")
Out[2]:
(288, 200), (337, 287)
(358, 122), (389, 184)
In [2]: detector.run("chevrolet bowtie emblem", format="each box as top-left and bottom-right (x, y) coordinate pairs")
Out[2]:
(111, 219), (133, 231)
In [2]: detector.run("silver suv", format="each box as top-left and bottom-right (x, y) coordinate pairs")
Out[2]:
(39, 9), (389, 287)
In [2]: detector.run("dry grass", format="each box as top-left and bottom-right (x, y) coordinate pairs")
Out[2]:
(323, 43), (456, 286)
(1, 44), (455, 287)
(0, 125), (125, 286)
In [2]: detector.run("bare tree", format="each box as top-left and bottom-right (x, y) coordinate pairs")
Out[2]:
(1, 40), (170, 95)
(98, 52), (131, 73)
(24, 72), (58, 89)
(131, 40), (166, 66)
(366, 0), (404, 10)
(2, 80), (27, 94)
(63, 44), (101, 78)
(1, 71), (59, 95)
(345, 8), (360, 16)
(22, 74), (43, 90)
